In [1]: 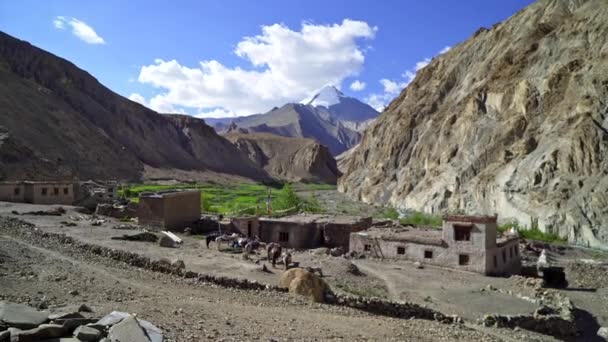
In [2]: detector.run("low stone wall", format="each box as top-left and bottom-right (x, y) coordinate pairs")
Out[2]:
(0, 216), (457, 325)
(328, 293), (459, 323)
(481, 289), (577, 337)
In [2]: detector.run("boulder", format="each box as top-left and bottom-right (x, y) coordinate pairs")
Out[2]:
(10, 323), (66, 342)
(414, 261), (423, 269)
(107, 315), (149, 342)
(97, 312), (162, 342)
(279, 268), (329, 303)
(74, 325), (102, 341)
(598, 327), (608, 339)
(159, 235), (179, 248)
(0, 301), (49, 329)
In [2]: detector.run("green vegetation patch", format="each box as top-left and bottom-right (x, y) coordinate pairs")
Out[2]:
(120, 182), (326, 216)
(498, 221), (566, 244)
(399, 211), (443, 227)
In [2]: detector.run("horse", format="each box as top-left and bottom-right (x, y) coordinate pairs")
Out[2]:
(205, 232), (222, 248)
(266, 242), (282, 268)
(215, 233), (240, 251)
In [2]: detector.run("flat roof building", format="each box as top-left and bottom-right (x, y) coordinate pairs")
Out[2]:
(137, 189), (201, 231)
(232, 214), (372, 250)
(350, 215), (521, 276)
(0, 181), (74, 205)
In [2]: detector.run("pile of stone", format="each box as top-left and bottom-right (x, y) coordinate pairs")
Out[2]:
(0, 301), (162, 342)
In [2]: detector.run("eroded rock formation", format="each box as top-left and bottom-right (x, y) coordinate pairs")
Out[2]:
(339, 0), (608, 248)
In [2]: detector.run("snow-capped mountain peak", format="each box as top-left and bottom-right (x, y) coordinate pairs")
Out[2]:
(306, 85), (344, 108)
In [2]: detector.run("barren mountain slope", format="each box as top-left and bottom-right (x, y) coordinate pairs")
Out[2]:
(339, 0), (608, 248)
(0, 31), (270, 182)
(224, 132), (340, 184)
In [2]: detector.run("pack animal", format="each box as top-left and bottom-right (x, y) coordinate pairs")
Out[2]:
(266, 242), (282, 268)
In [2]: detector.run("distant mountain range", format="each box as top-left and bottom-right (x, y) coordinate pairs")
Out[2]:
(206, 86), (378, 155)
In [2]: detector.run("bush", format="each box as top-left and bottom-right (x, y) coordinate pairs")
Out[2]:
(274, 183), (301, 212)
(399, 211), (442, 227)
(382, 207), (399, 220)
(498, 221), (566, 244)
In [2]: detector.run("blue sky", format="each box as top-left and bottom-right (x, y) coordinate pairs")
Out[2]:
(0, 0), (534, 117)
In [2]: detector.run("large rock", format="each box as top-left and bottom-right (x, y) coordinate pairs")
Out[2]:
(10, 323), (66, 342)
(279, 268), (329, 303)
(98, 312), (162, 342)
(107, 315), (149, 342)
(598, 327), (608, 339)
(73, 325), (102, 341)
(0, 301), (49, 329)
(338, 0), (608, 249)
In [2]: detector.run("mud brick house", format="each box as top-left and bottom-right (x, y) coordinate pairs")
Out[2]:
(232, 214), (372, 250)
(350, 215), (521, 276)
(0, 181), (74, 205)
(137, 189), (201, 231)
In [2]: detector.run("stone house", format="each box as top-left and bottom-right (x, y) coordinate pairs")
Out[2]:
(137, 189), (201, 231)
(0, 181), (74, 205)
(349, 215), (521, 276)
(231, 214), (372, 250)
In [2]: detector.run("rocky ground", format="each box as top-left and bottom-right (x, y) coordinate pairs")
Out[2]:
(1, 220), (510, 341)
(2, 201), (607, 341)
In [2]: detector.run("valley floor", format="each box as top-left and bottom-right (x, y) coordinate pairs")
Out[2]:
(1, 201), (606, 341)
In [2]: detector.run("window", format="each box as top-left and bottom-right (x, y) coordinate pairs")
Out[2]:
(493, 255), (498, 268)
(397, 246), (405, 255)
(454, 224), (472, 241)
(63, 188), (69, 195)
(108, 187), (114, 193)
(14, 187), (20, 195)
(364, 244), (371, 251)
(514, 246), (519, 256)
(459, 254), (470, 265)
(247, 221), (252, 237)
(509, 247), (513, 258)
(41, 188), (48, 196)
(54, 188), (59, 195)
(424, 250), (433, 259)
(502, 250), (507, 263)
(279, 232), (289, 242)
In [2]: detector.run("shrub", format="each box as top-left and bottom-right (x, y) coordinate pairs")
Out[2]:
(382, 207), (399, 220)
(400, 211), (442, 227)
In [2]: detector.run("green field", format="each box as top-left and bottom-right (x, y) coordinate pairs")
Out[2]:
(120, 182), (326, 216)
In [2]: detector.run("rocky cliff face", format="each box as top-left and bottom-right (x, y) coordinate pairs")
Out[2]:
(0, 31), (270, 183)
(224, 132), (340, 184)
(339, 0), (608, 248)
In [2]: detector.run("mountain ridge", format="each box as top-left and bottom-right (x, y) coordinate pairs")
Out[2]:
(339, 0), (608, 248)
(206, 86), (378, 155)
(0, 31), (271, 183)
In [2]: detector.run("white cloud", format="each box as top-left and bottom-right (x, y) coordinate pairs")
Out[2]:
(365, 46), (450, 111)
(53, 17), (105, 44)
(53, 16), (66, 29)
(439, 45), (451, 54)
(128, 93), (147, 105)
(194, 108), (237, 119)
(349, 80), (366, 91)
(135, 19), (376, 115)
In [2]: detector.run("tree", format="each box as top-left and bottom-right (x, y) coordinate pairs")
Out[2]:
(274, 184), (301, 212)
